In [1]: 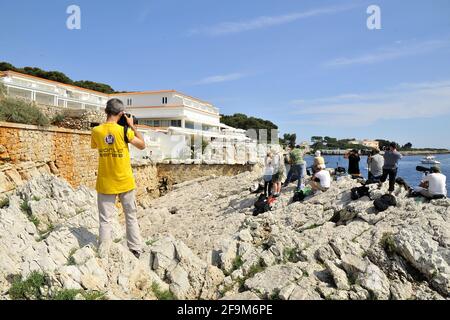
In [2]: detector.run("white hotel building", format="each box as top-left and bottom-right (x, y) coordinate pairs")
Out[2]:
(111, 90), (249, 140)
(0, 70), (256, 163)
(0, 70), (109, 110)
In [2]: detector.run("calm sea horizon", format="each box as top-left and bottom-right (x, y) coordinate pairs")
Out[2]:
(303, 153), (450, 193)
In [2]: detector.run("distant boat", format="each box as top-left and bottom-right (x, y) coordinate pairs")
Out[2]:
(421, 155), (441, 165)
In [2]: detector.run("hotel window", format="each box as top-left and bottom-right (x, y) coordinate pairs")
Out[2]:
(170, 120), (181, 127)
(162, 97), (168, 104)
(127, 98), (132, 106)
(161, 120), (170, 127)
(185, 121), (194, 129)
(153, 120), (160, 127)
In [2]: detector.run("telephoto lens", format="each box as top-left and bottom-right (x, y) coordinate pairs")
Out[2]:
(416, 166), (431, 174)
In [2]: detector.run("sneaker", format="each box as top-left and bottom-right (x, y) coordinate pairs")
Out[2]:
(130, 249), (141, 259)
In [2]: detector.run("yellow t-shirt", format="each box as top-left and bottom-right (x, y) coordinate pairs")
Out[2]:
(91, 123), (135, 194)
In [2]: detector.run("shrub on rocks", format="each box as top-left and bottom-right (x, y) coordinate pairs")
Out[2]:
(0, 97), (50, 126)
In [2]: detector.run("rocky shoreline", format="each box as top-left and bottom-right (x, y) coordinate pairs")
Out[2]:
(0, 170), (449, 300)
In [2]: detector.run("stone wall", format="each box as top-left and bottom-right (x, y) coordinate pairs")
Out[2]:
(0, 122), (97, 194)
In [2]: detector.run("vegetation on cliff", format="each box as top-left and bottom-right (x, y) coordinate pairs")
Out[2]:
(0, 87), (50, 126)
(220, 113), (278, 142)
(0, 61), (116, 94)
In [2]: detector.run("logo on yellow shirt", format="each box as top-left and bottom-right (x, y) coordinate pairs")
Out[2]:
(105, 134), (115, 145)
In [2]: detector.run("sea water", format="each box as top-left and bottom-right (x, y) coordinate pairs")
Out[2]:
(303, 154), (450, 193)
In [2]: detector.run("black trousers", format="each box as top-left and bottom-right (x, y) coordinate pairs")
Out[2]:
(264, 181), (273, 197)
(365, 172), (382, 185)
(380, 168), (397, 192)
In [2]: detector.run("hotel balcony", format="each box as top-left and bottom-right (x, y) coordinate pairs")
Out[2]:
(0, 72), (108, 111)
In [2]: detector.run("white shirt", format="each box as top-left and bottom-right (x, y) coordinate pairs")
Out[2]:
(315, 170), (331, 188)
(272, 154), (281, 172)
(264, 157), (274, 176)
(423, 173), (447, 196)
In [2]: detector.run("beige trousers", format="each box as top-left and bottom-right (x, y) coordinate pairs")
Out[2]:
(97, 190), (142, 252)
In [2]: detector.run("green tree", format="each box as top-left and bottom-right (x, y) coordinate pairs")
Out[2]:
(74, 81), (115, 94)
(220, 113), (278, 142)
(402, 142), (413, 150)
(0, 62), (17, 72)
(324, 136), (337, 143)
(280, 133), (297, 148)
(376, 139), (391, 150)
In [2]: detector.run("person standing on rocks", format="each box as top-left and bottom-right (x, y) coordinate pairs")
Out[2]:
(271, 148), (285, 197)
(379, 142), (403, 193)
(283, 145), (306, 190)
(91, 98), (146, 258)
(284, 147), (291, 180)
(344, 149), (361, 177)
(263, 151), (274, 197)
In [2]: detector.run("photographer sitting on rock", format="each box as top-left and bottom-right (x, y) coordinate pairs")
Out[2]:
(413, 166), (447, 199)
(309, 166), (331, 193)
(91, 98), (146, 258)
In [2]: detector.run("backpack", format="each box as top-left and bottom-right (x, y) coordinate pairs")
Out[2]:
(250, 182), (264, 194)
(253, 194), (271, 216)
(292, 186), (313, 203)
(335, 167), (346, 174)
(351, 186), (370, 200)
(395, 177), (410, 190)
(373, 194), (397, 212)
(293, 190), (305, 202)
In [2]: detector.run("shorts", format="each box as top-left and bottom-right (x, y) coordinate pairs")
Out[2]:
(272, 172), (282, 183)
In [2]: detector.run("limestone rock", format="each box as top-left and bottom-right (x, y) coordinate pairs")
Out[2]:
(324, 260), (350, 291)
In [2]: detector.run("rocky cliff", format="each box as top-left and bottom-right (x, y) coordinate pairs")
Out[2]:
(0, 171), (449, 300)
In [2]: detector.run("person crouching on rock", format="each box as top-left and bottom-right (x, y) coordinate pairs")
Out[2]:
(365, 149), (384, 185)
(313, 150), (326, 173)
(309, 167), (331, 193)
(414, 166), (447, 199)
(91, 98), (146, 259)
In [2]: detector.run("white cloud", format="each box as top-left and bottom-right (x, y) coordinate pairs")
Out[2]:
(290, 80), (450, 126)
(324, 39), (450, 67)
(188, 4), (358, 36)
(193, 73), (246, 85)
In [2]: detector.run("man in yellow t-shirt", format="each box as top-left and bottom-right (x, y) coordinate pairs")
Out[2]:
(91, 98), (146, 258)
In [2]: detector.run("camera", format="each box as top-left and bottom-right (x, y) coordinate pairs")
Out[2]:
(416, 166), (432, 175)
(117, 113), (139, 127)
(117, 113), (139, 144)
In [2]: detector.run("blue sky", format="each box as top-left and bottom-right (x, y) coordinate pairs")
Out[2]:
(1, 0), (450, 148)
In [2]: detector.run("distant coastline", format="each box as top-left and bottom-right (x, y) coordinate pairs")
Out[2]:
(399, 150), (450, 156)
(315, 149), (450, 156)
